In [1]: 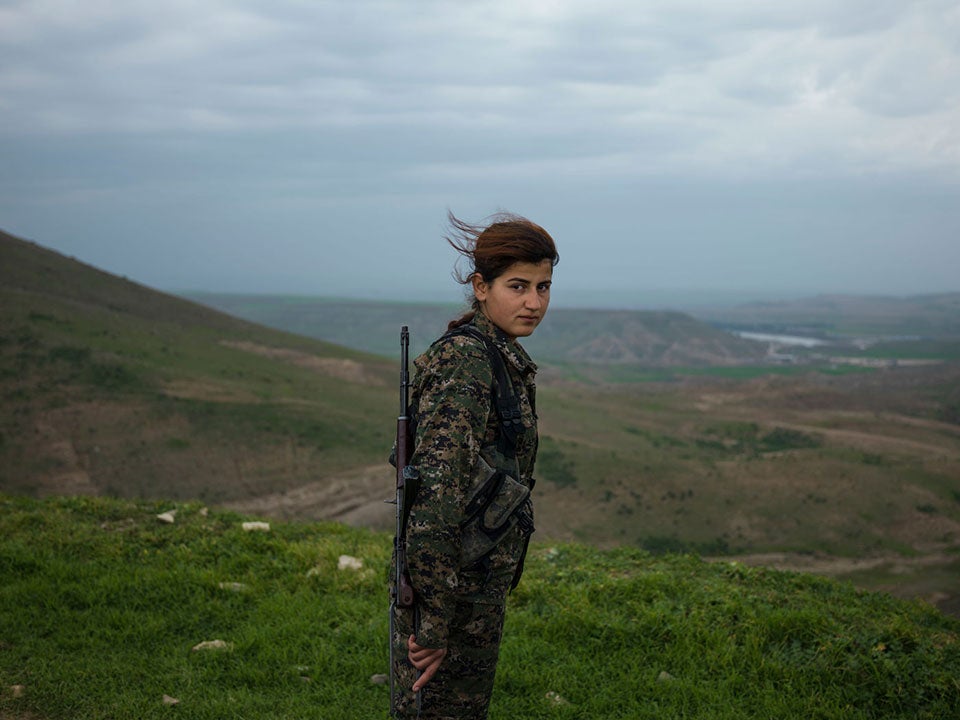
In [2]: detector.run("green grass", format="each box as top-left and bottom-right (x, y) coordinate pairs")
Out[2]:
(861, 340), (960, 362)
(2, 495), (959, 720)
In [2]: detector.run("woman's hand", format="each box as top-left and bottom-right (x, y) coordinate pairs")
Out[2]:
(407, 635), (448, 691)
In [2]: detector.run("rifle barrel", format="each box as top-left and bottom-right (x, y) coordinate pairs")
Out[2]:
(400, 325), (409, 417)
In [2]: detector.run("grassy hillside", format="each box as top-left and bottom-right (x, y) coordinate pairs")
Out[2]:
(183, 293), (768, 366)
(3, 230), (960, 619)
(2, 495), (959, 720)
(0, 229), (395, 504)
(535, 366), (960, 551)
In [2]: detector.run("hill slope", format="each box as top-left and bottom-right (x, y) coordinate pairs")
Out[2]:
(0, 229), (395, 510)
(2, 495), (958, 720)
(3, 230), (960, 618)
(183, 293), (768, 366)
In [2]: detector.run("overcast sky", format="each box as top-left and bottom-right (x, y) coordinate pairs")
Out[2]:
(2, 0), (959, 308)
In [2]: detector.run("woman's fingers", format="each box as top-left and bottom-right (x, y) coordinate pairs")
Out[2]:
(407, 635), (448, 691)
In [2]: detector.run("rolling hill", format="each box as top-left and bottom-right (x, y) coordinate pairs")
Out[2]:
(182, 292), (769, 366)
(3, 229), (960, 618)
(0, 229), (395, 509)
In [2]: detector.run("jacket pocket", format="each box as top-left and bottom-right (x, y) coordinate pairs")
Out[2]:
(460, 454), (532, 567)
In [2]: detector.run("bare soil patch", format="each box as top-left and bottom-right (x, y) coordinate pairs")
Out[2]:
(710, 549), (960, 619)
(220, 340), (385, 386)
(220, 464), (395, 531)
(161, 379), (260, 403)
(714, 550), (958, 578)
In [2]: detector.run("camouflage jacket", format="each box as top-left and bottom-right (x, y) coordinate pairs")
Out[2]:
(405, 311), (539, 649)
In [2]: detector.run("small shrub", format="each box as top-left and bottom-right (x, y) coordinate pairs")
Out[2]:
(694, 438), (727, 451)
(937, 401), (960, 425)
(47, 345), (91, 365)
(537, 441), (577, 488)
(84, 362), (141, 391)
(759, 427), (823, 452)
(623, 425), (687, 448)
(640, 535), (689, 554)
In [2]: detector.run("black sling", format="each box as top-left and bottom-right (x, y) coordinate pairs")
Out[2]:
(442, 324), (528, 461)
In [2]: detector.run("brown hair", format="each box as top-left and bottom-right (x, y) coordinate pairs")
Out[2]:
(445, 211), (559, 330)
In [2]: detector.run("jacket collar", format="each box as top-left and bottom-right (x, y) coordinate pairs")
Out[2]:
(472, 311), (538, 376)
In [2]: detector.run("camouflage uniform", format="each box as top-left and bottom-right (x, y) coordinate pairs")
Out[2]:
(391, 312), (539, 719)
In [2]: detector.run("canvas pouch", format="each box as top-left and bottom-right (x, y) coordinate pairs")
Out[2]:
(460, 454), (531, 566)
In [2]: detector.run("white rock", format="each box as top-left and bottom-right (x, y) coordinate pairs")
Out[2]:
(162, 694), (179, 706)
(338, 555), (363, 571)
(545, 691), (569, 706)
(370, 674), (389, 685)
(10, 685), (25, 698)
(156, 510), (177, 524)
(217, 582), (247, 592)
(658, 670), (676, 683)
(192, 639), (234, 652)
(242, 521), (270, 532)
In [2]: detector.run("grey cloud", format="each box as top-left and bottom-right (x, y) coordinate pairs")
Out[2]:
(1, 0), (958, 299)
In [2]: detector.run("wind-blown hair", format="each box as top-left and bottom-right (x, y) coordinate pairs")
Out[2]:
(445, 211), (559, 330)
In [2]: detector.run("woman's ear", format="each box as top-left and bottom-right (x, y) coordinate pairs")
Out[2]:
(471, 273), (488, 302)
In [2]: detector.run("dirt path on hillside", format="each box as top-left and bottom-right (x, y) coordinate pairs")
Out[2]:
(711, 550), (958, 577)
(862, 412), (960, 437)
(707, 550), (960, 618)
(219, 464), (395, 531)
(776, 420), (960, 459)
(219, 340), (385, 386)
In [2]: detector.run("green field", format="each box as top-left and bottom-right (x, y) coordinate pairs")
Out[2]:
(2, 495), (959, 720)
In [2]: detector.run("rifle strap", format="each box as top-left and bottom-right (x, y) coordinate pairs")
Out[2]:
(441, 324), (523, 460)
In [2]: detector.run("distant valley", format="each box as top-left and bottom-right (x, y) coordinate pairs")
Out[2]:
(183, 291), (960, 379)
(698, 292), (960, 339)
(181, 292), (770, 367)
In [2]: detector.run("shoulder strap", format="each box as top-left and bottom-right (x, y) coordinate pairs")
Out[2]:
(442, 325), (523, 458)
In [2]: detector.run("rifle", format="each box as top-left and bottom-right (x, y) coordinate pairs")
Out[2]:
(394, 326), (417, 609)
(389, 326), (417, 715)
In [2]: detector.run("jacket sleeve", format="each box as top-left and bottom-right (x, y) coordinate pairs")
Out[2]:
(405, 338), (491, 649)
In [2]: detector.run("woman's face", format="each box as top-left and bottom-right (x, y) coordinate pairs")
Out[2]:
(472, 259), (553, 339)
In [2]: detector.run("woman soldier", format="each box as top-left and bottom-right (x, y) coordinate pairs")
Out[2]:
(391, 212), (558, 719)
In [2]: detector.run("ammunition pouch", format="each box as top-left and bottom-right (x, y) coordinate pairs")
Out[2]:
(460, 454), (534, 567)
